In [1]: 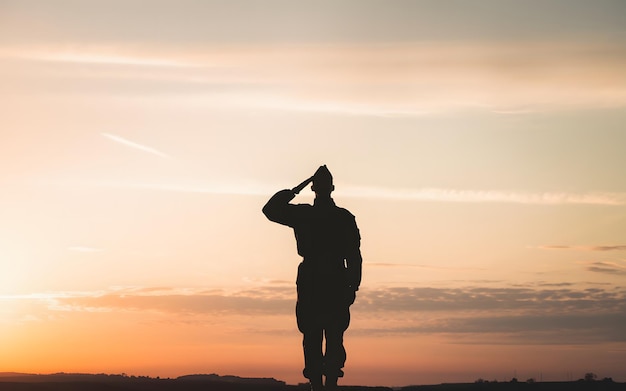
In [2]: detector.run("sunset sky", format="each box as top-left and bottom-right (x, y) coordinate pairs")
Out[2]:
(1, 0), (626, 386)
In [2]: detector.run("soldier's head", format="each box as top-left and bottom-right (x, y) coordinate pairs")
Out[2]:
(311, 165), (334, 197)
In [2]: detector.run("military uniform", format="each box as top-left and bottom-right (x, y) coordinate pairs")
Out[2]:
(263, 187), (362, 385)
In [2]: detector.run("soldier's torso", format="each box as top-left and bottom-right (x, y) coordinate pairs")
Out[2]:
(291, 202), (358, 300)
(292, 203), (354, 262)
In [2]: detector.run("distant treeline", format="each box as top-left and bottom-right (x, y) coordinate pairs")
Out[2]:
(0, 373), (622, 391)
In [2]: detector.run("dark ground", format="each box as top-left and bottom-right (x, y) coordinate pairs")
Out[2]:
(0, 373), (622, 391)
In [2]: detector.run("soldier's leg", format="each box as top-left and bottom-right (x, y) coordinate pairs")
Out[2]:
(323, 306), (350, 388)
(323, 328), (346, 381)
(297, 302), (323, 387)
(296, 264), (324, 388)
(302, 328), (323, 389)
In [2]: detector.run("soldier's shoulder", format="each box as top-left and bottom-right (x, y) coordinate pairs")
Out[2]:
(334, 206), (356, 219)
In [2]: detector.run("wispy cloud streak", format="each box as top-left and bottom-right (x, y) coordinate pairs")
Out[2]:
(8, 48), (196, 68)
(101, 132), (171, 159)
(34, 178), (626, 206)
(586, 261), (626, 276)
(367, 262), (485, 272)
(342, 186), (626, 205)
(5, 41), (626, 114)
(538, 245), (626, 251)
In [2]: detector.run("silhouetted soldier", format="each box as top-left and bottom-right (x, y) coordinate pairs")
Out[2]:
(263, 166), (362, 391)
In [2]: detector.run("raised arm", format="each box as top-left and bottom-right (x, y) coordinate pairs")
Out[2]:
(262, 189), (297, 226)
(262, 176), (313, 226)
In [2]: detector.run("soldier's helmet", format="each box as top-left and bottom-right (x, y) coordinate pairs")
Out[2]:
(312, 165), (334, 194)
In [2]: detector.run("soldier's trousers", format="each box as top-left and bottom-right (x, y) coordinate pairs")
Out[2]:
(296, 299), (350, 380)
(296, 263), (351, 380)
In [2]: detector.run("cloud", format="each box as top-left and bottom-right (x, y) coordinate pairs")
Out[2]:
(10, 284), (625, 344)
(354, 286), (626, 314)
(538, 245), (626, 251)
(588, 245), (626, 252)
(537, 245), (573, 250)
(36, 284), (626, 317)
(48, 286), (294, 315)
(343, 187), (626, 205)
(351, 286), (626, 343)
(351, 313), (626, 345)
(368, 263), (444, 269)
(586, 261), (626, 276)
(5, 40), (626, 114)
(10, 48), (197, 68)
(535, 282), (575, 287)
(101, 132), (171, 159)
(32, 177), (626, 206)
(367, 263), (486, 272)
(69, 180), (272, 196)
